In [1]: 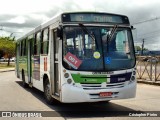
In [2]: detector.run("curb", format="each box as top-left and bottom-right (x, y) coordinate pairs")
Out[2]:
(137, 80), (160, 86)
(0, 69), (15, 73)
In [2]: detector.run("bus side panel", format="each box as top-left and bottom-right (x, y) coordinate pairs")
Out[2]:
(32, 55), (40, 80)
(32, 55), (50, 92)
(31, 55), (44, 91)
(19, 56), (28, 82)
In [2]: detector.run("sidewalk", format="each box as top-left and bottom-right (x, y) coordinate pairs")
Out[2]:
(0, 68), (15, 73)
(137, 79), (160, 86)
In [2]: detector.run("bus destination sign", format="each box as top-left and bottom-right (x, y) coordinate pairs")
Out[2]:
(62, 13), (129, 24)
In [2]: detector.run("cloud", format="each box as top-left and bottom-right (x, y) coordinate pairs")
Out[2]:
(8, 16), (26, 24)
(0, 15), (43, 28)
(0, 0), (160, 50)
(0, 14), (16, 22)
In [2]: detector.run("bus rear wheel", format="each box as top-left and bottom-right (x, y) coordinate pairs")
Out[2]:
(44, 80), (54, 104)
(22, 70), (28, 88)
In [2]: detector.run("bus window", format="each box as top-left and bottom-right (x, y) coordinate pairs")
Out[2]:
(20, 39), (27, 56)
(34, 32), (41, 55)
(20, 41), (23, 56)
(66, 38), (74, 53)
(64, 27), (96, 59)
(23, 39), (27, 56)
(41, 28), (49, 54)
(55, 31), (58, 56)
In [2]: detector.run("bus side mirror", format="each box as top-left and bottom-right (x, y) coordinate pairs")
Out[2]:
(57, 27), (63, 40)
(131, 26), (136, 30)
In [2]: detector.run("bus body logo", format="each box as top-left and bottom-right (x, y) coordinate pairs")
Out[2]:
(64, 52), (82, 69)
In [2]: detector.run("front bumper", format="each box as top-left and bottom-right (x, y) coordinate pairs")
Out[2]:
(61, 81), (136, 103)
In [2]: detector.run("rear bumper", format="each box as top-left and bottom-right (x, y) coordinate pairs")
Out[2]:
(61, 81), (136, 103)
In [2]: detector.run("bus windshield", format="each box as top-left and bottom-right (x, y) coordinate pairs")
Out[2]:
(63, 26), (135, 71)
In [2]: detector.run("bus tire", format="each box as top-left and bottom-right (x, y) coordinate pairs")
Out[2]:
(98, 100), (110, 104)
(44, 79), (54, 104)
(22, 70), (28, 88)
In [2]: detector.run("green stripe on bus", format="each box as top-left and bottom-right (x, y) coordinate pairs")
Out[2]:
(71, 74), (107, 83)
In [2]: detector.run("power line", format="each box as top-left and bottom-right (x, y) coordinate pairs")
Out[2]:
(134, 36), (159, 44)
(134, 29), (160, 42)
(138, 34), (160, 40)
(132, 16), (160, 25)
(138, 29), (160, 37)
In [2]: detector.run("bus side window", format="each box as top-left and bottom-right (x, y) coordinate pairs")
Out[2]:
(54, 30), (58, 61)
(41, 28), (49, 54)
(23, 38), (27, 56)
(17, 43), (20, 57)
(34, 32), (41, 55)
(20, 41), (23, 56)
(20, 39), (26, 56)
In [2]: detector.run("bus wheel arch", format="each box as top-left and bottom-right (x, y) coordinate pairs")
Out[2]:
(43, 74), (54, 104)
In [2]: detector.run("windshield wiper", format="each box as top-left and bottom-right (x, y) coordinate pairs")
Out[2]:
(79, 23), (99, 50)
(107, 25), (118, 42)
(105, 25), (118, 52)
(79, 23), (95, 40)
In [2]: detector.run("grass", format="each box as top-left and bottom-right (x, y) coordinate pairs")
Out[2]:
(0, 62), (15, 69)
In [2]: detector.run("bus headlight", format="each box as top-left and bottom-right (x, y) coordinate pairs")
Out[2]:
(67, 79), (72, 84)
(131, 76), (135, 81)
(132, 71), (136, 76)
(64, 73), (69, 78)
(129, 75), (136, 84)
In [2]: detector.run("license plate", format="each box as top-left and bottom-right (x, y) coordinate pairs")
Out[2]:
(99, 92), (112, 97)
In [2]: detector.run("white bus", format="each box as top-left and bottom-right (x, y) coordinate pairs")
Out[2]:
(15, 12), (136, 104)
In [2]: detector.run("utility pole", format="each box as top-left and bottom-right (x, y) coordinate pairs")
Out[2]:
(141, 39), (144, 56)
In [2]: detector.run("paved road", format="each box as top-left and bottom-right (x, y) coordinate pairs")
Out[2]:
(0, 71), (160, 120)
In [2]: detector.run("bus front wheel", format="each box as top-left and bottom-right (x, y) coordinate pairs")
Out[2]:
(44, 80), (54, 104)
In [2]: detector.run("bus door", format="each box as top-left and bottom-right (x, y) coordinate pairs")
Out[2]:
(27, 39), (32, 85)
(53, 29), (60, 96)
(16, 43), (20, 78)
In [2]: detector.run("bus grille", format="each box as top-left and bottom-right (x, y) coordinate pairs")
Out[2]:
(106, 82), (125, 88)
(81, 82), (125, 90)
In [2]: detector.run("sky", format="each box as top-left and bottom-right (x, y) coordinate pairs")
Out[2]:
(0, 0), (160, 50)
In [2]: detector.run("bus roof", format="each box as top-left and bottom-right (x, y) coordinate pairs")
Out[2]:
(17, 11), (130, 41)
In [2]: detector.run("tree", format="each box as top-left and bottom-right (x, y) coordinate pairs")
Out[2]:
(0, 37), (16, 66)
(0, 49), (5, 58)
(135, 45), (148, 51)
(135, 46), (141, 51)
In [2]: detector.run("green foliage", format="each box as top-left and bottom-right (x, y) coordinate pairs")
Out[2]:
(135, 45), (148, 51)
(0, 37), (16, 66)
(135, 46), (141, 51)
